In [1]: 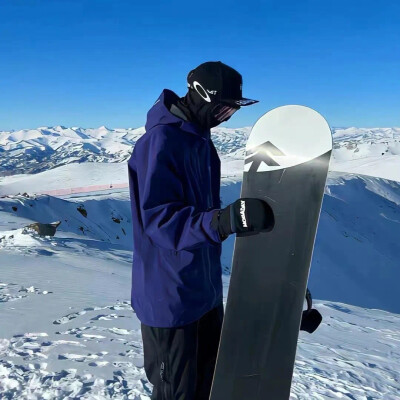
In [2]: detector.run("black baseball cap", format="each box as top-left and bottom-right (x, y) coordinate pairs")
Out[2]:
(187, 61), (259, 107)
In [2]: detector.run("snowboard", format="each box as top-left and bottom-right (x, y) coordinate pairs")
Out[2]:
(210, 105), (332, 400)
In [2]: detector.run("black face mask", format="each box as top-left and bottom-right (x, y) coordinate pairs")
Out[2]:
(177, 89), (239, 130)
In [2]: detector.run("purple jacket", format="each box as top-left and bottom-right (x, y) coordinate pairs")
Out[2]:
(128, 89), (223, 327)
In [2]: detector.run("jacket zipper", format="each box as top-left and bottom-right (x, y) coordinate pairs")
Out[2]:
(207, 140), (213, 208)
(207, 140), (217, 305)
(207, 245), (216, 305)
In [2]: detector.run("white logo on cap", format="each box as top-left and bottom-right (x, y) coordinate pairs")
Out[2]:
(193, 81), (212, 103)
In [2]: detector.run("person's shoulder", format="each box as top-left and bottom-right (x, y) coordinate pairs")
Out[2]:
(147, 124), (192, 148)
(149, 123), (187, 138)
(135, 124), (189, 155)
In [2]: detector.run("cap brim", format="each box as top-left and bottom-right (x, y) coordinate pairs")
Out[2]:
(222, 97), (259, 107)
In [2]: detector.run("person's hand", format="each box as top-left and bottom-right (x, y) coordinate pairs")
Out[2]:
(213, 198), (275, 240)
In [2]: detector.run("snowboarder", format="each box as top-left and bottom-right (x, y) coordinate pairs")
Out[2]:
(128, 61), (274, 400)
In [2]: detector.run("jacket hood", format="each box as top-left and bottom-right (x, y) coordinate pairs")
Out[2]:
(145, 89), (210, 139)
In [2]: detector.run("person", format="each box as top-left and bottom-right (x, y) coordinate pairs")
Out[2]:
(128, 61), (274, 400)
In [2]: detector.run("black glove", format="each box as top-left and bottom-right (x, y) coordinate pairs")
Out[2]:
(300, 288), (322, 334)
(212, 198), (275, 241)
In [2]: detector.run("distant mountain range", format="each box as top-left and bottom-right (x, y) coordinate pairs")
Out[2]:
(1, 126), (400, 181)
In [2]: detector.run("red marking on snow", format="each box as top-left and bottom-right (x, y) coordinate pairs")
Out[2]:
(37, 183), (129, 196)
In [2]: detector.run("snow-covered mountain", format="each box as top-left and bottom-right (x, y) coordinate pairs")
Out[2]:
(1, 125), (400, 313)
(1, 125), (400, 181)
(0, 125), (249, 177)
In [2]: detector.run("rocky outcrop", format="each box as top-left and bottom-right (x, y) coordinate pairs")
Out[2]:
(26, 221), (61, 237)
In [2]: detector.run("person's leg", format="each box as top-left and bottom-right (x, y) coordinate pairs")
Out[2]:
(141, 321), (199, 400)
(194, 303), (224, 400)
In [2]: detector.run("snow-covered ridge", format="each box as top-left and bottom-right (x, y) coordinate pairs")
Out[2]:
(331, 127), (400, 181)
(0, 126), (250, 177)
(1, 125), (400, 181)
(332, 127), (400, 165)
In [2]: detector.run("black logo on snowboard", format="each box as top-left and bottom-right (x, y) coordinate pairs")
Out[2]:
(245, 141), (286, 172)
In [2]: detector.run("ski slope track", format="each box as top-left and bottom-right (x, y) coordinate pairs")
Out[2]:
(1, 125), (400, 399)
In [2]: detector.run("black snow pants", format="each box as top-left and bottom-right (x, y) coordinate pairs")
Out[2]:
(141, 303), (224, 400)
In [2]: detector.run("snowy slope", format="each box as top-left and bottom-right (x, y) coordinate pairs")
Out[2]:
(0, 163), (129, 197)
(1, 169), (400, 315)
(217, 174), (400, 315)
(0, 222), (399, 399)
(0, 192), (133, 249)
(331, 127), (400, 181)
(311, 173), (400, 313)
(0, 160), (242, 197)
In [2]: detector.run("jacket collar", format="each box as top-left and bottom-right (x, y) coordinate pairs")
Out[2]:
(145, 89), (210, 140)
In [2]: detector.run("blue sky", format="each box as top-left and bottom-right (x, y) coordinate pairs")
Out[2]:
(1, 0), (399, 130)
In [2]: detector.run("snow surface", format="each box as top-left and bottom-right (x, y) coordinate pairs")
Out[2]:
(0, 221), (399, 399)
(1, 125), (400, 399)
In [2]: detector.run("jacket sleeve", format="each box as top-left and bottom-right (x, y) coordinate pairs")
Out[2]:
(135, 128), (222, 251)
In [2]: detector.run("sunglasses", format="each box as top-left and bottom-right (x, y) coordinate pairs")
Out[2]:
(212, 103), (240, 122)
